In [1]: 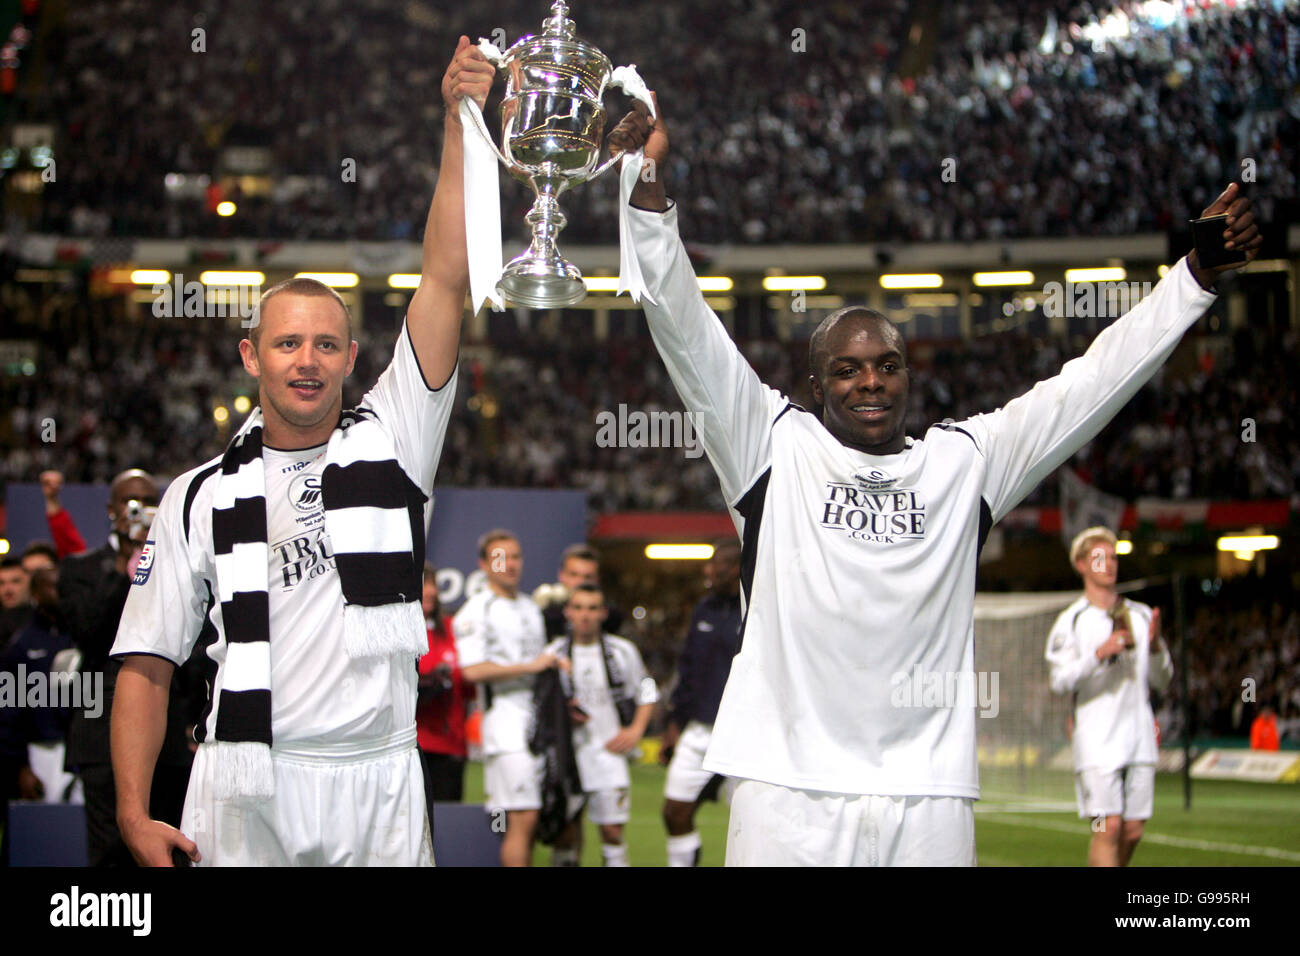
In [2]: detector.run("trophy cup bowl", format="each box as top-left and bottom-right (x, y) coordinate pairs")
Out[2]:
(472, 2), (654, 309)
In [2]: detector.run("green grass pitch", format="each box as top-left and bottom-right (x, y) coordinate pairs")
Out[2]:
(462, 759), (1300, 866)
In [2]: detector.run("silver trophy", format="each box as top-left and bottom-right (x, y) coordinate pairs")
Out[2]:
(471, 1), (655, 308)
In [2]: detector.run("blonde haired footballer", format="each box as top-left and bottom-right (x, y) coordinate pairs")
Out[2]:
(1047, 527), (1172, 866)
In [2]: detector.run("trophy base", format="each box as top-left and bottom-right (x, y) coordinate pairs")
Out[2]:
(496, 258), (588, 309)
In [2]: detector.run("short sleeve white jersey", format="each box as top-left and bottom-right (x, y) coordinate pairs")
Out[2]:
(545, 634), (657, 791)
(453, 588), (547, 755)
(112, 322), (458, 745)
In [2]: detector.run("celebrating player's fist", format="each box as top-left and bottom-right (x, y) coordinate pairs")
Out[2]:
(608, 94), (668, 212)
(442, 35), (495, 120)
(1187, 183), (1262, 289)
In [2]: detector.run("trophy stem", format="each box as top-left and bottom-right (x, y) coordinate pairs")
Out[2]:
(523, 176), (568, 263)
(496, 169), (587, 309)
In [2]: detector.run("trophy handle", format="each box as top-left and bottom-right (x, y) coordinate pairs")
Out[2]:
(589, 64), (656, 181)
(461, 98), (512, 169)
(589, 148), (634, 181)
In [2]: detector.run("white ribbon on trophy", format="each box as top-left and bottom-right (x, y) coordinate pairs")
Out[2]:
(616, 150), (656, 306)
(461, 39), (508, 313)
(459, 29), (657, 312)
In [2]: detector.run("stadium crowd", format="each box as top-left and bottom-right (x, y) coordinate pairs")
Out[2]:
(1160, 589), (1300, 742)
(4, 0), (1296, 245)
(3, 294), (1297, 513)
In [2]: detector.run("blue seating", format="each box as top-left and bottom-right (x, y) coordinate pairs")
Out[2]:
(431, 803), (503, 867)
(7, 801), (89, 867)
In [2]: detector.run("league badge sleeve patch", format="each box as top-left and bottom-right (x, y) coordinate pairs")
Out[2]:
(131, 540), (156, 586)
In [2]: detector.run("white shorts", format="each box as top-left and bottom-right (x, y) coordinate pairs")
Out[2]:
(182, 727), (432, 866)
(582, 788), (630, 826)
(665, 721), (733, 804)
(484, 750), (544, 812)
(27, 741), (83, 804)
(1075, 764), (1155, 821)
(726, 779), (976, 867)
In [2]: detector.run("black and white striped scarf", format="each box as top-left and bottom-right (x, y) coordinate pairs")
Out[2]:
(208, 405), (428, 799)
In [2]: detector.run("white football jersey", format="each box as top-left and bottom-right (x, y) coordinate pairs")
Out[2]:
(545, 634), (658, 791)
(629, 205), (1214, 797)
(112, 323), (457, 744)
(1046, 596), (1172, 772)
(453, 588), (546, 755)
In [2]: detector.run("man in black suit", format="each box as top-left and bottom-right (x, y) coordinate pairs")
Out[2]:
(60, 469), (198, 866)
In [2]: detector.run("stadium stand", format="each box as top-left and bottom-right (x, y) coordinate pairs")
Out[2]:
(3, 0), (1295, 243)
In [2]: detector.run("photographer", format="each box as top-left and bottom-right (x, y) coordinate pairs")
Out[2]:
(534, 544), (623, 639)
(59, 469), (197, 866)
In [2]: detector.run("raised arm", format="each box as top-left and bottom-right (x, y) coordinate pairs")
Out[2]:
(405, 37), (494, 390)
(962, 185), (1262, 522)
(610, 102), (785, 505)
(42, 471), (86, 557)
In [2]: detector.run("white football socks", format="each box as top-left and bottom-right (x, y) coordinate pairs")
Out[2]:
(666, 831), (702, 867)
(601, 843), (630, 867)
(551, 847), (580, 867)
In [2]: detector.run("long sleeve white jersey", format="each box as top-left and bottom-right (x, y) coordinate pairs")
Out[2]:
(629, 204), (1214, 798)
(1046, 596), (1173, 772)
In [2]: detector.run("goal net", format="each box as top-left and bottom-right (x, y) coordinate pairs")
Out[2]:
(974, 590), (1080, 810)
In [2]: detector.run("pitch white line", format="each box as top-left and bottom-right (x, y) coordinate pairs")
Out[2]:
(978, 790), (1076, 813)
(979, 813), (1300, 862)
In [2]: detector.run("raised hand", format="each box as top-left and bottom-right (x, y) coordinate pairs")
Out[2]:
(40, 470), (64, 516)
(39, 469), (63, 502)
(442, 35), (495, 121)
(1187, 183), (1263, 289)
(608, 94), (668, 212)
